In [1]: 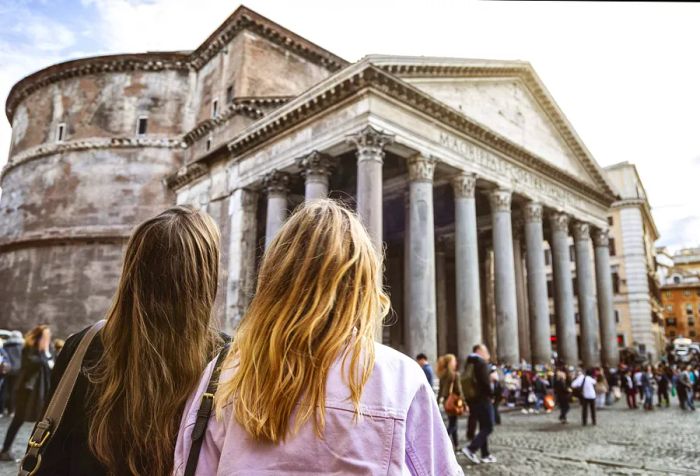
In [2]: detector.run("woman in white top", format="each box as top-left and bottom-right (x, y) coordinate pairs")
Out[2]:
(572, 369), (597, 426)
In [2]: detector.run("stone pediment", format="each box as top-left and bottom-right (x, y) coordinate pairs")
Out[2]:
(370, 56), (613, 193)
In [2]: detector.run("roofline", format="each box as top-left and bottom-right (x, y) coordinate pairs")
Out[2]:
(167, 61), (617, 207)
(5, 5), (349, 123)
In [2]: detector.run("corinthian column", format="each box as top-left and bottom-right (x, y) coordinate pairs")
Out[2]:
(296, 151), (333, 200)
(347, 126), (393, 250)
(513, 225), (531, 363)
(263, 170), (290, 248)
(452, 173), (481, 360)
(549, 212), (578, 366)
(574, 222), (600, 368)
(524, 202), (551, 365)
(593, 229), (619, 367)
(490, 189), (519, 365)
(406, 154), (437, 363)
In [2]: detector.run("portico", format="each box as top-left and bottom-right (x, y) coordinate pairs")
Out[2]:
(172, 56), (620, 368)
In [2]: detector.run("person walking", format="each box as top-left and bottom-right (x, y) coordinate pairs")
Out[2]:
(175, 201), (463, 475)
(417, 353), (435, 388)
(680, 366), (696, 411)
(0, 325), (54, 460)
(675, 367), (688, 410)
(16, 206), (226, 476)
(438, 354), (463, 450)
(641, 366), (655, 410)
(0, 331), (23, 416)
(572, 369), (597, 426)
(533, 373), (548, 413)
(623, 369), (637, 409)
(553, 369), (571, 424)
(594, 373), (608, 409)
(657, 366), (671, 408)
(460, 344), (496, 465)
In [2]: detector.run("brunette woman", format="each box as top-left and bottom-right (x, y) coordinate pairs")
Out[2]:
(26, 206), (223, 475)
(175, 200), (462, 475)
(0, 325), (53, 460)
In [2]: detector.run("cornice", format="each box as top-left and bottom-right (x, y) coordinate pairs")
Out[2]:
(1, 136), (185, 180)
(216, 64), (614, 206)
(376, 61), (618, 201)
(182, 102), (266, 146)
(165, 162), (209, 190)
(0, 225), (132, 252)
(5, 6), (347, 123)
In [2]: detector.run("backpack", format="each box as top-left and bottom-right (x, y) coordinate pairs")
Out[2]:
(461, 362), (478, 401)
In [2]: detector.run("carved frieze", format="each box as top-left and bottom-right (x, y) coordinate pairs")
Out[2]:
(489, 189), (512, 212)
(451, 173), (477, 198)
(407, 154), (436, 182)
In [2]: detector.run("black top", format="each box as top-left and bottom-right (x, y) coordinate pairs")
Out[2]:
(463, 354), (492, 404)
(16, 347), (53, 423)
(35, 327), (106, 476)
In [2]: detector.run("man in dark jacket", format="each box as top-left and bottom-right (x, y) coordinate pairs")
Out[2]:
(461, 344), (496, 464)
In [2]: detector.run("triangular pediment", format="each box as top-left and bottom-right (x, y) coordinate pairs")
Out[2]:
(407, 76), (598, 187)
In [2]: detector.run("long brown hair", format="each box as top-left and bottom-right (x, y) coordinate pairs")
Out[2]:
(88, 206), (221, 475)
(24, 325), (49, 349)
(217, 199), (390, 443)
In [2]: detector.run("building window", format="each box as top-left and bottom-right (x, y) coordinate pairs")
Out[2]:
(607, 216), (613, 226)
(691, 330), (697, 338)
(666, 291), (672, 298)
(667, 318), (676, 326)
(572, 278), (578, 292)
(205, 135), (212, 152)
(549, 314), (555, 324)
(545, 250), (552, 266)
(670, 330), (676, 338)
(666, 305), (673, 312)
(687, 303), (693, 315)
(612, 272), (620, 294)
(689, 319), (695, 327)
(683, 290), (691, 297)
(212, 99), (219, 118)
(569, 245), (575, 262)
(673, 276), (682, 284)
(609, 238), (616, 256)
(137, 117), (148, 136)
(575, 312), (580, 323)
(547, 280), (553, 298)
(614, 310), (620, 323)
(56, 123), (66, 142)
(617, 334), (625, 347)
(226, 85), (234, 104)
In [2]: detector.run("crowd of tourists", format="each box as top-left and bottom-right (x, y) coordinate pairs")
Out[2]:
(2, 201), (465, 476)
(429, 348), (700, 466)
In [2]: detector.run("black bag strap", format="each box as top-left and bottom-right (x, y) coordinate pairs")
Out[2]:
(184, 343), (230, 476)
(19, 320), (106, 476)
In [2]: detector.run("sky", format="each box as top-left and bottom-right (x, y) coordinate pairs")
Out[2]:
(0, 0), (698, 249)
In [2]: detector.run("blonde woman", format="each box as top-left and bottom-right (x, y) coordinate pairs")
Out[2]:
(24, 206), (223, 475)
(175, 200), (462, 475)
(437, 353), (463, 450)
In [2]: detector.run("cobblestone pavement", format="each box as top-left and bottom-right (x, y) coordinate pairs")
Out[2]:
(0, 401), (697, 475)
(456, 401), (700, 475)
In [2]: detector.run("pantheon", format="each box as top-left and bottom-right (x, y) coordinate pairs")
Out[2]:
(0, 6), (621, 367)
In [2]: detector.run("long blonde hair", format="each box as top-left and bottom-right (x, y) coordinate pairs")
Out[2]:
(88, 206), (221, 475)
(216, 199), (390, 443)
(437, 354), (456, 379)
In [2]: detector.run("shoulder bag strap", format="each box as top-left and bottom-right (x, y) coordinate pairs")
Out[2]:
(19, 320), (106, 476)
(184, 343), (230, 476)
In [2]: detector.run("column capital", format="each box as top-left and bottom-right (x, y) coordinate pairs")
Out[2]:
(549, 212), (570, 233)
(451, 172), (477, 198)
(346, 125), (394, 163)
(262, 170), (290, 196)
(524, 202), (543, 223)
(295, 151), (333, 181)
(407, 154), (437, 183)
(592, 228), (610, 247)
(489, 188), (512, 212)
(572, 222), (591, 242)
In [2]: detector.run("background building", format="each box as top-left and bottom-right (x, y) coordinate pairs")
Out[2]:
(3, 6), (667, 369)
(603, 162), (664, 361)
(659, 247), (700, 342)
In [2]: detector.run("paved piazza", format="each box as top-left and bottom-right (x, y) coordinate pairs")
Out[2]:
(0, 401), (697, 475)
(455, 403), (700, 475)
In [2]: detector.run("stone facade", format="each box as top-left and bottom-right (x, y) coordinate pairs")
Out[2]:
(2, 6), (636, 369)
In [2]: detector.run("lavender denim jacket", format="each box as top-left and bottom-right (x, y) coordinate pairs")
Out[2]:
(174, 343), (463, 475)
